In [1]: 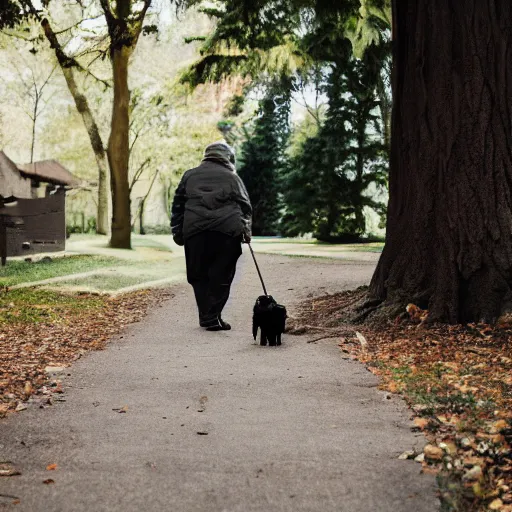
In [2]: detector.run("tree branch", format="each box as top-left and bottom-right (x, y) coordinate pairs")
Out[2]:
(98, 0), (115, 29)
(54, 15), (104, 35)
(134, 0), (153, 22)
(41, 18), (111, 88)
(129, 158), (151, 193)
(0, 29), (38, 42)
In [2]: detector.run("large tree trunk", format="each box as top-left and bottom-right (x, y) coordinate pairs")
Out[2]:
(41, 19), (110, 236)
(108, 47), (132, 249)
(369, 0), (512, 323)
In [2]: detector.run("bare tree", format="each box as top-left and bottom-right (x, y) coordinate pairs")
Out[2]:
(0, 51), (57, 163)
(40, 15), (111, 235)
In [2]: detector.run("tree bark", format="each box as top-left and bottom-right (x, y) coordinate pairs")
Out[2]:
(30, 98), (37, 163)
(108, 46), (132, 249)
(63, 70), (110, 236)
(370, 0), (512, 323)
(41, 19), (109, 236)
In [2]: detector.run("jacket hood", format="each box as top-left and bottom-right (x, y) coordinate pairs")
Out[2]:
(202, 140), (236, 172)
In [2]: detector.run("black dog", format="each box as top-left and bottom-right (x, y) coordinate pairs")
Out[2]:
(252, 295), (287, 346)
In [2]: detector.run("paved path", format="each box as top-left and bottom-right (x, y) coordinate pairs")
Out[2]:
(0, 253), (438, 512)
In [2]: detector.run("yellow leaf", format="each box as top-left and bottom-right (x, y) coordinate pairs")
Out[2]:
(387, 381), (399, 393)
(424, 444), (444, 461)
(489, 498), (503, 511)
(414, 418), (429, 430)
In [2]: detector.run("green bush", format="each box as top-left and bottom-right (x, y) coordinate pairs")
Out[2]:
(141, 225), (171, 235)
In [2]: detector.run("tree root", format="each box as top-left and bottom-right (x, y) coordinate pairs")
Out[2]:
(306, 335), (341, 344)
(352, 305), (382, 324)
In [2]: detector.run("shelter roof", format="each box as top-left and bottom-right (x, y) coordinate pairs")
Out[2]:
(18, 160), (80, 187)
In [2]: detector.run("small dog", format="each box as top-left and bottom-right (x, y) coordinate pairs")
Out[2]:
(252, 295), (287, 346)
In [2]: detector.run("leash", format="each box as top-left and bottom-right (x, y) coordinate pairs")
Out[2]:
(248, 243), (268, 296)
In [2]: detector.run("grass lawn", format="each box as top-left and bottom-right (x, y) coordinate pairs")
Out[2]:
(68, 233), (173, 252)
(56, 273), (159, 292)
(0, 255), (124, 287)
(330, 243), (384, 253)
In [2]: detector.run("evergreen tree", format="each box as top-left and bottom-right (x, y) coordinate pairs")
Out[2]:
(237, 79), (291, 235)
(281, 58), (387, 241)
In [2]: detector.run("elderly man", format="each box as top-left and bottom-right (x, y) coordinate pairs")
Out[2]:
(171, 141), (252, 331)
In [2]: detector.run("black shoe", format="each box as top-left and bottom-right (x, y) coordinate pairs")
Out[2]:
(219, 318), (231, 330)
(206, 318), (231, 331)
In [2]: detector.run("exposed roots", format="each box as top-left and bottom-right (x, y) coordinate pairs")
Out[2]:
(288, 287), (429, 336)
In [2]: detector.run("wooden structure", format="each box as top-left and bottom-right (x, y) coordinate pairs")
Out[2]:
(0, 151), (79, 266)
(18, 160), (80, 197)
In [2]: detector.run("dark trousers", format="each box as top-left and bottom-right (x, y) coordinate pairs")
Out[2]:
(184, 231), (242, 325)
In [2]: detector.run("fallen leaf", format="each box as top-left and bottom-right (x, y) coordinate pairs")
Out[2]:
(439, 442), (458, 455)
(464, 457), (485, 468)
(52, 383), (64, 394)
(355, 331), (368, 351)
(0, 463), (21, 477)
(463, 466), (483, 481)
(43, 479), (55, 485)
(424, 444), (444, 461)
(492, 420), (509, 433)
(387, 381), (399, 393)
(489, 498), (503, 510)
(46, 464), (57, 471)
(23, 381), (32, 399)
(413, 418), (429, 430)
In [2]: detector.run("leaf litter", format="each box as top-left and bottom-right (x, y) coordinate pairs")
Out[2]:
(0, 288), (173, 418)
(291, 288), (512, 512)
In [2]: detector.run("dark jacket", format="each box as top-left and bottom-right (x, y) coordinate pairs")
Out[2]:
(171, 160), (252, 245)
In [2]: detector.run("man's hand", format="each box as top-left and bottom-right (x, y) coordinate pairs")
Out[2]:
(242, 233), (252, 244)
(173, 233), (185, 247)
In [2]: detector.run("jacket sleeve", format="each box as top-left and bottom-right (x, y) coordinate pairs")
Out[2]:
(170, 174), (188, 246)
(233, 175), (252, 237)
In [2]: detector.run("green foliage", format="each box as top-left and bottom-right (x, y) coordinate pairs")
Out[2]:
(181, 0), (309, 88)
(225, 94), (245, 116)
(345, 0), (391, 58)
(140, 225), (172, 235)
(182, 0), (391, 240)
(0, 1), (32, 29)
(181, 54), (248, 88)
(281, 59), (387, 241)
(237, 78), (291, 235)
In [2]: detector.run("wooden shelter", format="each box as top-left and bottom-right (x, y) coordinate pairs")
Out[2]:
(0, 151), (79, 265)
(0, 151), (31, 200)
(18, 160), (80, 196)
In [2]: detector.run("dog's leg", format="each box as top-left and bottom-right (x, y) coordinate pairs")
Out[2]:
(269, 332), (276, 347)
(260, 330), (267, 346)
(253, 318), (259, 340)
(277, 333), (282, 346)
